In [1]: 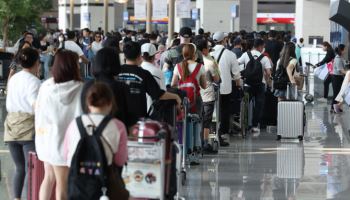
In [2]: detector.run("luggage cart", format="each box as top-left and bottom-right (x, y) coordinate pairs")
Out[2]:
(209, 84), (220, 152)
(304, 62), (315, 103)
(123, 141), (166, 199)
(240, 86), (250, 138)
(179, 98), (189, 186)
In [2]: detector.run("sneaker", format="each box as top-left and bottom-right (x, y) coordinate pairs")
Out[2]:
(189, 153), (200, 165)
(333, 104), (342, 114)
(219, 137), (230, 147)
(251, 127), (260, 133)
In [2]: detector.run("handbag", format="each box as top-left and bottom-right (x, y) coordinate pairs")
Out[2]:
(314, 64), (329, 81)
(106, 165), (130, 200)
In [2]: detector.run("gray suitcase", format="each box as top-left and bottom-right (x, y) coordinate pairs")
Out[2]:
(277, 85), (305, 141)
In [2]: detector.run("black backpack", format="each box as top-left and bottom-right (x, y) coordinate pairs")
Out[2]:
(273, 59), (292, 90)
(241, 52), (264, 86)
(68, 115), (129, 200)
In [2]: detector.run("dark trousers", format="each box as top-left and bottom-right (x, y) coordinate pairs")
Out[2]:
(247, 84), (266, 127)
(219, 93), (231, 135)
(324, 75), (333, 98)
(8, 141), (35, 198)
(332, 75), (344, 105)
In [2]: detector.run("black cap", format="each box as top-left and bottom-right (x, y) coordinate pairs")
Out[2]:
(179, 27), (192, 38)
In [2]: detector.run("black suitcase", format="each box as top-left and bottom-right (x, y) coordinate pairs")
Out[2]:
(261, 88), (278, 127)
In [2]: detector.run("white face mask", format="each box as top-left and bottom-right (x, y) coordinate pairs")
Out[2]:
(58, 37), (64, 42)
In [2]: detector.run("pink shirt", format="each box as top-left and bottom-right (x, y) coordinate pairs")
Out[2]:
(64, 114), (128, 167)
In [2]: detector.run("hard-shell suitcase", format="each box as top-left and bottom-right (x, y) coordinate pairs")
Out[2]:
(27, 152), (55, 200)
(277, 85), (305, 141)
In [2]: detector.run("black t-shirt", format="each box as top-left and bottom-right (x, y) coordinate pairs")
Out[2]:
(117, 65), (165, 125)
(81, 75), (132, 127)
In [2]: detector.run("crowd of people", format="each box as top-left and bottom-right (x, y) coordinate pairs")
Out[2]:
(2, 26), (348, 200)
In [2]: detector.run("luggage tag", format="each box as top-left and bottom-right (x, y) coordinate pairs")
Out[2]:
(99, 187), (109, 200)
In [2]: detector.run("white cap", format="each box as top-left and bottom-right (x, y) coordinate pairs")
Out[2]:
(213, 31), (225, 43)
(141, 43), (157, 56)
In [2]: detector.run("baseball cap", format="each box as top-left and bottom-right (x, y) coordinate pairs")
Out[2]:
(213, 31), (225, 43)
(179, 27), (193, 38)
(141, 43), (157, 56)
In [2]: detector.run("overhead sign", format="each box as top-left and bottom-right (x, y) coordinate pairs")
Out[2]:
(231, 4), (238, 18)
(134, 0), (147, 19)
(123, 11), (129, 21)
(176, 0), (191, 18)
(152, 0), (168, 19)
(191, 9), (199, 20)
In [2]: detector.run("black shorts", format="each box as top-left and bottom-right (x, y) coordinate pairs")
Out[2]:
(202, 102), (215, 129)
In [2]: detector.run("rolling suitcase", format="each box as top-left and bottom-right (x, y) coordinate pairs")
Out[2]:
(277, 85), (305, 141)
(27, 152), (55, 200)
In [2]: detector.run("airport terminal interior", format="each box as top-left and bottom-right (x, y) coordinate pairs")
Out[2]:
(1, 0), (350, 199)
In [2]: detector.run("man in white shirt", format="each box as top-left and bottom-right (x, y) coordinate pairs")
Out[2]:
(60, 31), (89, 64)
(141, 43), (166, 110)
(238, 38), (272, 133)
(210, 32), (241, 146)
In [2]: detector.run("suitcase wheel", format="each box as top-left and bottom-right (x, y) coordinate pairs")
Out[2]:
(181, 171), (186, 186)
(277, 135), (282, 141)
(298, 135), (303, 141)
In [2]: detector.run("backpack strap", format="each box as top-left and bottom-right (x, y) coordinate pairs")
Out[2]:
(257, 54), (265, 62)
(217, 48), (225, 64)
(76, 116), (89, 138)
(177, 63), (183, 77)
(94, 115), (113, 137)
(190, 63), (202, 81)
(247, 51), (254, 61)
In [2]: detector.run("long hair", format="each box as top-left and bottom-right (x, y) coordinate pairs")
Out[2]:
(335, 44), (345, 56)
(280, 42), (296, 68)
(181, 44), (196, 81)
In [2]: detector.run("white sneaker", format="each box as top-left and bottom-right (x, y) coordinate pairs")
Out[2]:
(251, 127), (260, 133)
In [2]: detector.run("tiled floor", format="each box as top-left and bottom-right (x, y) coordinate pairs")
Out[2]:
(1, 98), (350, 199)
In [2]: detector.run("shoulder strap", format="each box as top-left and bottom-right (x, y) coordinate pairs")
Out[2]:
(217, 48), (225, 64)
(257, 54), (265, 61)
(62, 41), (65, 50)
(94, 115), (113, 137)
(76, 116), (89, 138)
(247, 51), (254, 61)
(190, 63), (202, 80)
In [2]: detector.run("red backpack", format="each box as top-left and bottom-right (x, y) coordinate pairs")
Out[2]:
(177, 63), (202, 113)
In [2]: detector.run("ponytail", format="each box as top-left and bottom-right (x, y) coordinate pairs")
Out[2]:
(181, 58), (191, 81)
(181, 44), (196, 80)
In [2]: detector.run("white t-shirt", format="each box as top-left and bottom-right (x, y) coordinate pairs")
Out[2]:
(91, 41), (103, 55)
(60, 40), (84, 57)
(238, 50), (272, 83)
(6, 71), (41, 114)
(173, 62), (206, 85)
(141, 61), (166, 110)
(210, 45), (240, 95)
(201, 55), (219, 102)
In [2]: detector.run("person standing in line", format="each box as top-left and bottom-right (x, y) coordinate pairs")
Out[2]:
(211, 32), (241, 146)
(331, 44), (347, 113)
(315, 41), (335, 101)
(4, 48), (41, 200)
(238, 39), (272, 134)
(35, 50), (83, 200)
(90, 32), (103, 56)
(273, 42), (298, 101)
(196, 39), (220, 153)
(141, 43), (166, 110)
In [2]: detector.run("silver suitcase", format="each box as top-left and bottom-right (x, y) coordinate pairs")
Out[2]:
(277, 85), (305, 140)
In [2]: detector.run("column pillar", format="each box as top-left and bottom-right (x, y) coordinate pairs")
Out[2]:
(104, 0), (109, 32)
(70, 0), (74, 30)
(146, 0), (152, 33)
(168, 0), (175, 45)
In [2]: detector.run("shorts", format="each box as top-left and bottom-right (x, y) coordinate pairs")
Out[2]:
(274, 89), (287, 98)
(202, 101), (215, 129)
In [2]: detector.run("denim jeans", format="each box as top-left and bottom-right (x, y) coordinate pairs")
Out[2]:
(40, 54), (53, 80)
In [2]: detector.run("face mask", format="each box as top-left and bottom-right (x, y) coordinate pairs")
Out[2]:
(59, 37), (64, 42)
